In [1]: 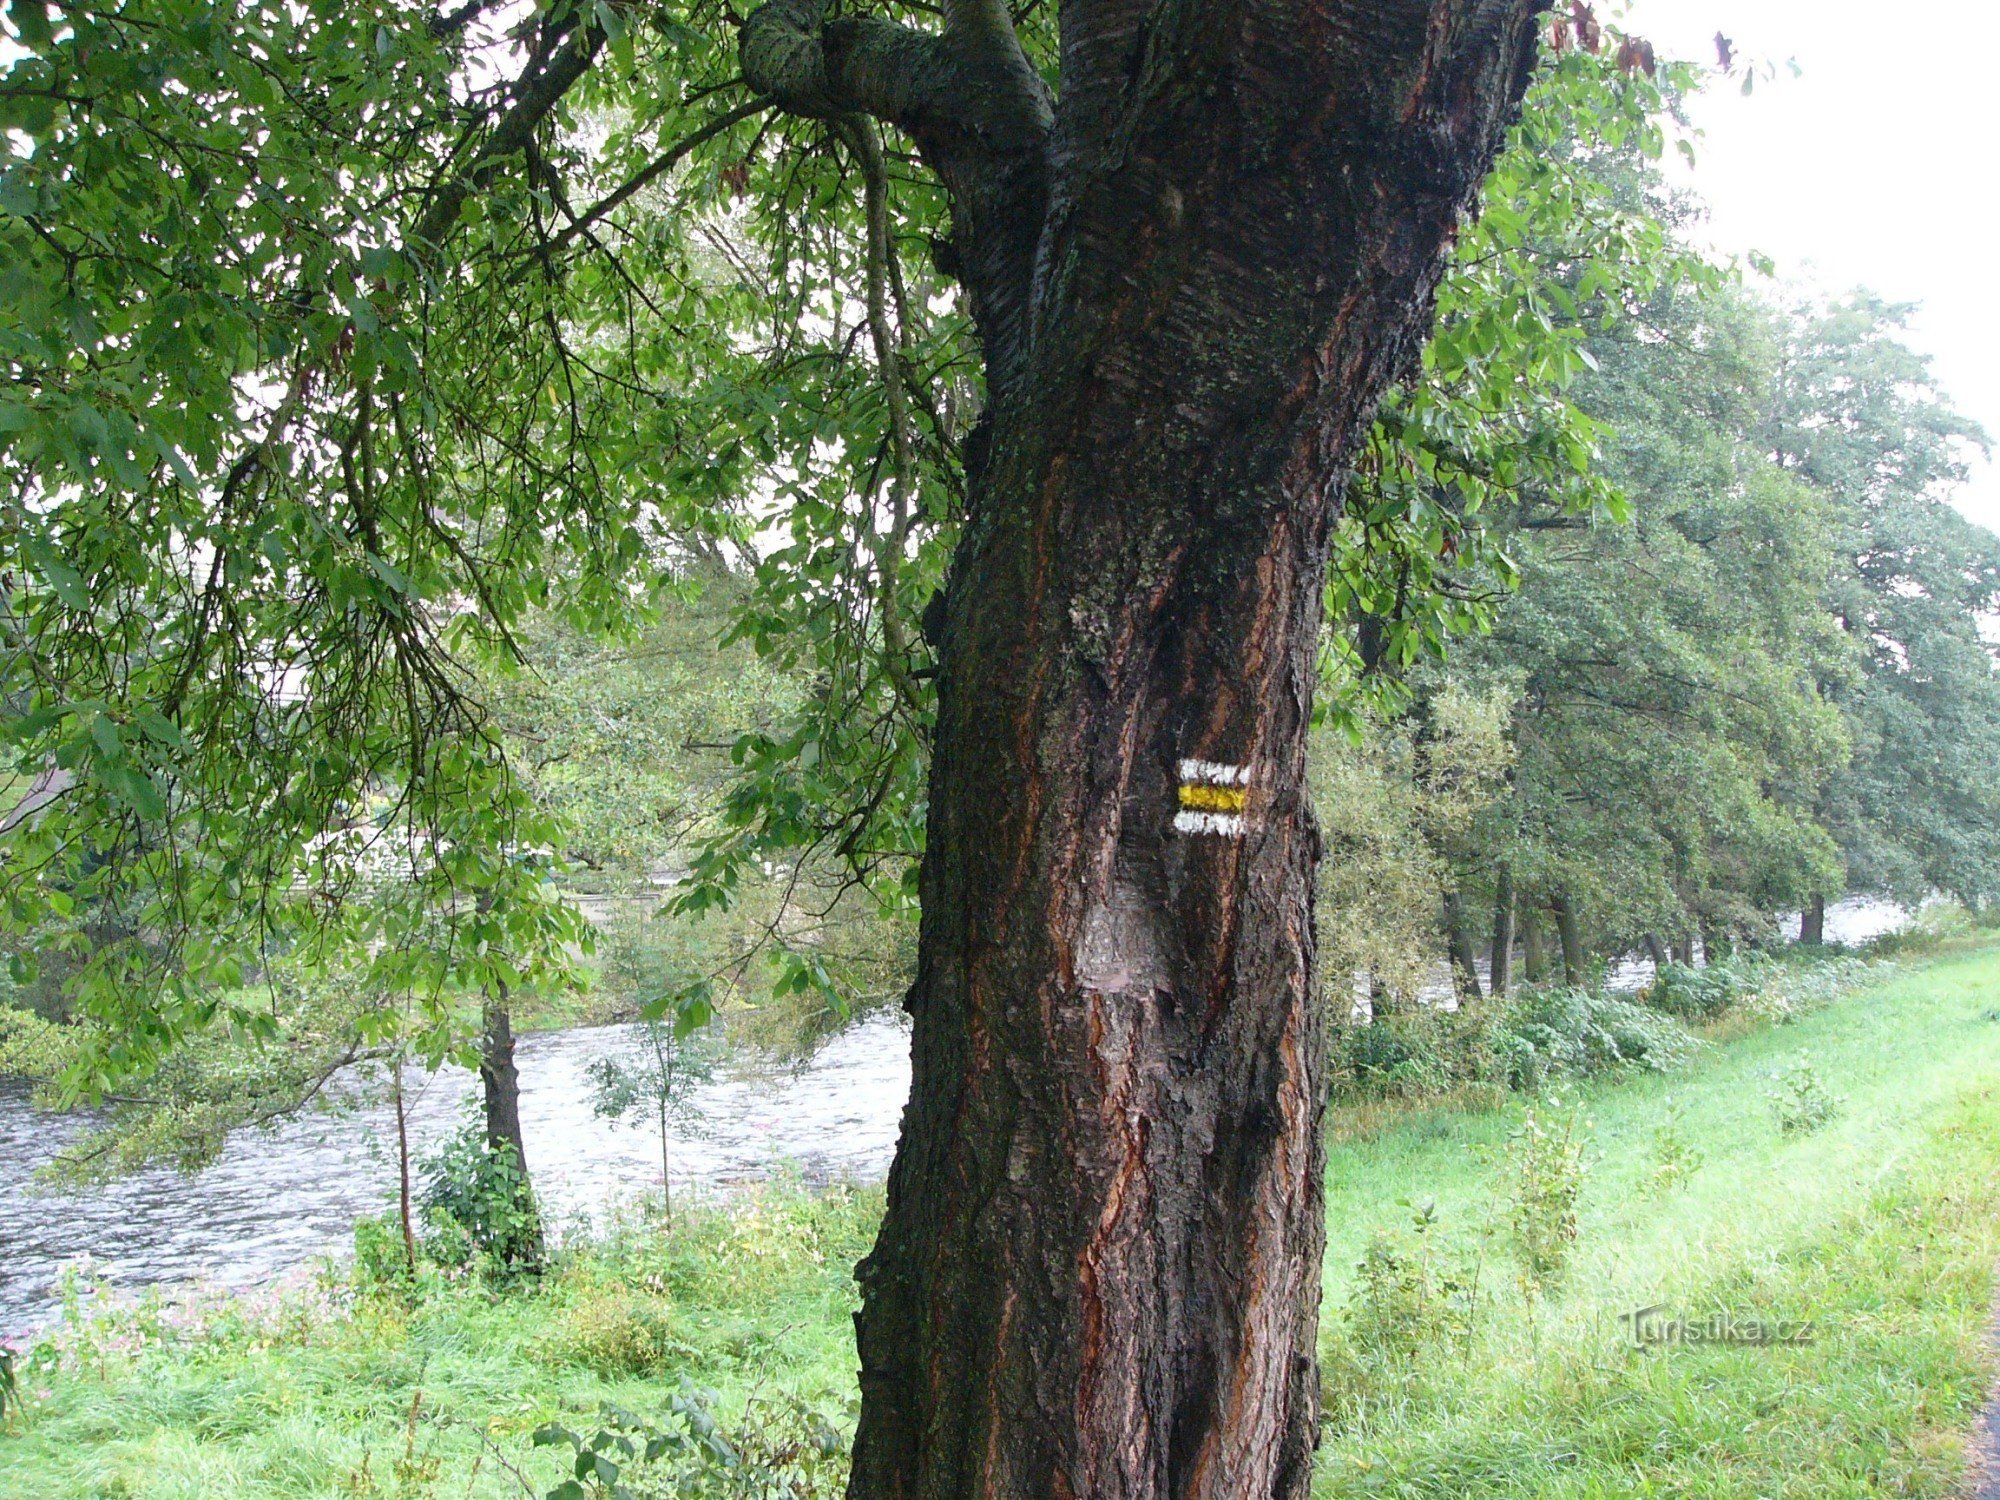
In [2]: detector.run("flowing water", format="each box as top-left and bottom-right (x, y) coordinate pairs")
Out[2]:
(0, 1010), (913, 1338)
(0, 896), (1911, 1340)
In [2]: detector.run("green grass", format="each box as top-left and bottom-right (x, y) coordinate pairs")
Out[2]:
(0, 1190), (877, 1498)
(5, 947), (2000, 1498)
(1314, 944), (2000, 1496)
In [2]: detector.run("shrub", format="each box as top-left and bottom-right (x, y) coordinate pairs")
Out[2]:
(352, 1213), (414, 1291)
(1330, 1005), (1504, 1102)
(546, 1288), (689, 1379)
(1322, 1200), (1481, 1420)
(1866, 902), (1975, 958)
(1333, 985), (1698, 1104)
(1648, 1098), (1704, 1195)
(1345, 1202), (1474, 1365)
(1504, 1100), (1587, 1292)
(1645, 959), (1755, 1022)
(1768, 1052), (1842, 1135)
(419, 1113), (543, 1274)
(1497, 988), (1696, 1091)
(534, 1385), (847, 1498)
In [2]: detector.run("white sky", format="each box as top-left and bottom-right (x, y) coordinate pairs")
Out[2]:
(1628, 0), (2000, 531)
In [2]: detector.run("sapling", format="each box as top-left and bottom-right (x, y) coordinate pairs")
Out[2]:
(587, 1021), (716, 1220)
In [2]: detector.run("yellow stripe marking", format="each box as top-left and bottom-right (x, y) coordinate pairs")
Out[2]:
(1178, 784), (1247, 813)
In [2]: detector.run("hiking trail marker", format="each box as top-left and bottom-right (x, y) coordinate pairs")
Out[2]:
(1174, 759), (1248, 837)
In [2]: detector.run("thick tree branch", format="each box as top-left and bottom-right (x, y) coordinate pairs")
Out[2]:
(741, 0), (1051, 391)
(411, 17), (606, 256)
(742, 0), (948, 125)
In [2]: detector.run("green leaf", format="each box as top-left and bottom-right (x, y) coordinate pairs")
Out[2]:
(24, 536), (89, 608)
(90, 713), (123, 760)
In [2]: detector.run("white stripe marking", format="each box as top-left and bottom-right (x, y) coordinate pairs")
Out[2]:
(1176, 759), (1249, 787)
(1174, 810), (1246, 837)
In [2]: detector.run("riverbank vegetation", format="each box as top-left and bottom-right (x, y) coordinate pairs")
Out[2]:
(5, 935), (2000, 1497)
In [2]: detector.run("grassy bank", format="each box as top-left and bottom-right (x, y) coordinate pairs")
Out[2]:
(4, 945), (2000, 1498)
(1313, 942), (2000, 1496)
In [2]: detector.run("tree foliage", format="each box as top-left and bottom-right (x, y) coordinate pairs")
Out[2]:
(7, 0), (1996, 1089)
(0, 0), (1692, 1082)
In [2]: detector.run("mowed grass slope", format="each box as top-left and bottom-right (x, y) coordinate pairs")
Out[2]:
(3, 945), (1999, 1499)
(1314, 944), (2000, 1497)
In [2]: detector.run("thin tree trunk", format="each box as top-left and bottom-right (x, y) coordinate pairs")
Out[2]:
(1444, 891), (1483, 1003)
(392, 1057), (417, 1276)
(653, 1026), (675, 1222)
(1552, 895), (1584, 989)
(479, 995), (528, 1166)
(657, 1100), (673, 1223)
(736, 2), (1554, 1493)
(1490, 865), (1517, 999)
(1643, 932), (1668, 969)
(1522, 909), (1548, 984)
(1369, 973), (1398, 1020)
(479, 990), (542, 1265)
(1672, 932), (1694, 966)
(1800, 893), (1826, 946)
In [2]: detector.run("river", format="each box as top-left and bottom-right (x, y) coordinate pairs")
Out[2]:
(0, 1010), (912, 1338)
(0, 896), (1911, 1339)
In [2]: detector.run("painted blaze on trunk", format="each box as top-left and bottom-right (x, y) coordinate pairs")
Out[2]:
(745, 1), (1550, 1494)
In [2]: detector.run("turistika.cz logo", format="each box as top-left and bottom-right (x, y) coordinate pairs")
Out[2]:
(1619, 1304), (1816, 1348)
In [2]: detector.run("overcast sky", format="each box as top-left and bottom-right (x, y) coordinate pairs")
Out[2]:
(1627, 0), (2000, 531)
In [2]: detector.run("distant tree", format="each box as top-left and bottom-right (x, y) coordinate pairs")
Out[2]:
(1761, 295), (2000, 915)
(1461, 280), (1849, 960)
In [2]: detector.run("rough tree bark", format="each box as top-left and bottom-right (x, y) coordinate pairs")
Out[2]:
(1552, 894), (1583, 988)
(1800, 893), (1826, 946)
(744, 1), (1550, 1494)
(1490, 864), (1517, 998)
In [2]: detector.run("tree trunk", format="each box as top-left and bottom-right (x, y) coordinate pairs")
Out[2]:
(1672, 932), (1694, 966)
(657, 1099), (674, 1222)
(1490, 865), (1517, 999)
(1643, 932), (1667, 970)
(392, 1057), (417, 1276)
(1800, 893), (1826, 946)
(479, 995), (528, 1170)
(1521, 909), (1547, 984)
(743, 3), (1550, 1495)
(1552, 895), (1584, 989)
(478, 991), (543, 1264)
(1444, 891), (1484, 1003)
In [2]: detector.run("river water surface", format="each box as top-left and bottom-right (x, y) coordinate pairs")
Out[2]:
(0, 1011), (912, 1338)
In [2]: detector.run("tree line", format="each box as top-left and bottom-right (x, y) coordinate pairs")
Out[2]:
(1316, 276), (1996, 1009)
